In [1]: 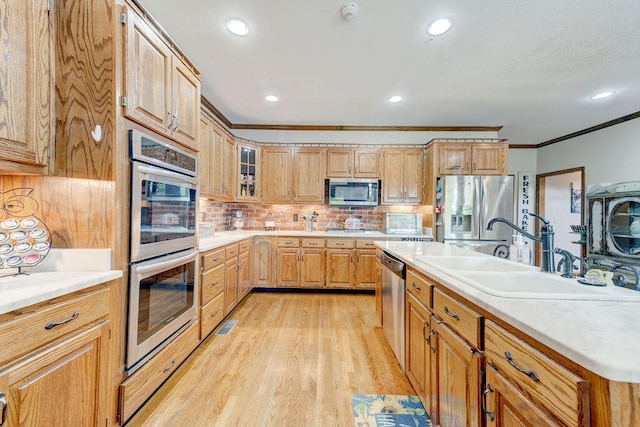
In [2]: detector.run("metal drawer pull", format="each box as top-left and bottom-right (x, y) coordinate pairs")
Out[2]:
(163, 359), (176, 373)
(336, 242), (345, 246)
(411, 282), (422, 291)
(482, 384), (495, 421)
(425, 329), (435, 346)
(505, 351), (540, 382)
(444, 306), (460, 320)
(213, 257), (220, 262)
(1, 392), (6, 426)
(45, 312), (79, 330)
(212, 280), (219, 285)
(211, 309), (219, 317)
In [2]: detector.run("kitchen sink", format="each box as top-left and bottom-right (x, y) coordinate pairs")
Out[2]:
(453, 271), (640, 301)
(415, 255), (535, 273)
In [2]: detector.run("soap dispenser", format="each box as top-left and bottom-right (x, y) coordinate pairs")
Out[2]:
(509, 234), (531, 265)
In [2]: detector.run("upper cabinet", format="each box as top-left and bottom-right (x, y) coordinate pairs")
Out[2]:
(326, 148), (379, 178)
(262, 147), (325, 203)
(0, 0), (51, 174)
(381, 149), (423, 205)
(199, 115), (235, 201)
(123, 6), (200, 151)
(431, 141), (508, 176)
(237, 142), (260, 201)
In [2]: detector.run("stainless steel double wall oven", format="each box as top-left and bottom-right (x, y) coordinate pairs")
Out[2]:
(127, 129), (199, 372)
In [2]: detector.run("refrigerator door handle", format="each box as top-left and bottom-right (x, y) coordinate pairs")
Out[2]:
(473, 176), (481, 239)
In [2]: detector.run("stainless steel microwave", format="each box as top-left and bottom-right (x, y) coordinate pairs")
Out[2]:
(328, 178), (379, 206)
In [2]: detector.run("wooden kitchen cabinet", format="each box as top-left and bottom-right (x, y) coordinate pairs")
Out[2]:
(237, 143), (260, 201)
(326, 148), (379, 178)
(426, 140), (508, 177)
(381, 149), (423, 204)
(375, 253), (383, 324)
(199, 117), (235, 200)
(0, 285), (111, 427)
(199, 247), (225, 339)
(199, 116), (213, 196)
(405, 292), (435, 417)
(224, 244), (240, 315)
(354, 249), (377, 288)
(262, 148), (325, 203)
(123, 6), (200, 150)
(484, 320), (589, 426)
(237, 243), (252, 300)
(252, 237), (274, 288)
(483, 364), (559, 427)
(0, 0), (51, 174)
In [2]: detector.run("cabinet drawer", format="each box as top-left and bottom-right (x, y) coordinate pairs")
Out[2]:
(239, 239), (251, 253)
(406, 269), (433, 308)
(433, 287), (482, 349)
(201, 263), (224, 304)
(301, 238), (325, 248)
(201, 248), (225, 270)
(225, 243), (239, 258)
(0, 287), (110, 366)
(485, 320), (589, 426)
(119, 321), (200, 423)
(326, 239), (354, 249)
(200, 292), (224, 339)
(277, 238), (300, 248)
(356, 239), (377, 249)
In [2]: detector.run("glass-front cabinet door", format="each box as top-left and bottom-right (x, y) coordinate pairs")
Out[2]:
(237, 143), (260, 201)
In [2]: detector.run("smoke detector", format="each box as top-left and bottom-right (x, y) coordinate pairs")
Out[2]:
(341, 3), (359, 21)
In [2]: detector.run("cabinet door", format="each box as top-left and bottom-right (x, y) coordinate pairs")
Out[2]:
(277, 249), (300, 287)
(382, 150), (405, 203)
(326, 249), (354, 288)
(237, 144), (260, 201)
(354, 249), (377, 288)
(210, 125), (226, 198)
(484, 364), (558, 427)
(0, 322), (109, 427)
(252, 238), (273, 287)
(238, 251), (251, 300)
(326, 149), (353, 177)
(293, 148), (325, 202)
(0, 0), (51, 174)
(224, 135), (236, 200)
(406, 293), (433, 413)
(300, 248), (325, 287)
(124, 8), (172, 136)
(262, 148), (293, 202)
(433, 320), (483, 427)
(403, 150), (423, 203)
(171, 56), (200, 150)
(199, 117), (213, 196)
(471, 144), (507, 175)
(354, 149), (379, 178)
(224, 258), (239, 315)
(438, 144), (471, 175)
(375, 261), (383, 324)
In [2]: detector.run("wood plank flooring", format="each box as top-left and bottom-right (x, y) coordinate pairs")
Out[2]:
(125, 291), (414, 426)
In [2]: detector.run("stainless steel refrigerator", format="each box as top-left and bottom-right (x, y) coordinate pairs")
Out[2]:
(436, 175), (515, 255)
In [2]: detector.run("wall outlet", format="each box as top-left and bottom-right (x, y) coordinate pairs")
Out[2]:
(293, 214), (299, 221)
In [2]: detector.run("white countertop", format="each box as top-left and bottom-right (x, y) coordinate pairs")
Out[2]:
(375, 240), (640, 383)
(0, 249), (122, 315)
(198, 230), (428, 251)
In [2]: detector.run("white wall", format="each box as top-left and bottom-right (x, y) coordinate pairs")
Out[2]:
(535, 117), (640, 188)
(543, 171), (583, 257)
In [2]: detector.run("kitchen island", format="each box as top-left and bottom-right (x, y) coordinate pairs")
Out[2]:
(376, 239), (640, 426)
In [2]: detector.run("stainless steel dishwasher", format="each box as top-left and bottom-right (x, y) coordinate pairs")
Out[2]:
(380, 251), (406, 371)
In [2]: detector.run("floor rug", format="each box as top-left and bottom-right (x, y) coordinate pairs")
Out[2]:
(351, 394), (432, 427)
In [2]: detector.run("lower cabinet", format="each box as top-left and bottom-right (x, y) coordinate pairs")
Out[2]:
(0, 285), (111, 427)
(300, 247), (325, 287)
(484, 320), (590, 426)
(251, 237), (274, 287)
(224, 255), (239, 316)
(238, 249), (252, 300)
(405, 292), (435, 416)
(200, 247), (225, 339)
(326, 249), (354, 288)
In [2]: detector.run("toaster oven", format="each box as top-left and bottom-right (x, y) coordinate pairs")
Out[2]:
(383, 213), (423, 234)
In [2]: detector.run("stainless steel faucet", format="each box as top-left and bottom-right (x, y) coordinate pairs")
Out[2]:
(609, 263), (640, 291)
(487, 213), (555, 273)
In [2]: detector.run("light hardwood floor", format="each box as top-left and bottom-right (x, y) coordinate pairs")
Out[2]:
(125, 291), (414, 426)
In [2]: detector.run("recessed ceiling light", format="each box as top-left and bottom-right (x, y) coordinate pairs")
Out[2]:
(589, 91), (615, 100)
(388, 95), (403, 103)
(427, 18), (453, 36)
(227, 18), (249, 36)
(265, 94), (279, 102)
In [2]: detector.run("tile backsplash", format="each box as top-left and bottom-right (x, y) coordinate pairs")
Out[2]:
(199, 199), (433, 232)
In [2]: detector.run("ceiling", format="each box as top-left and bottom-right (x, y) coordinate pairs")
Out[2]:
(138, 0), (640, 145)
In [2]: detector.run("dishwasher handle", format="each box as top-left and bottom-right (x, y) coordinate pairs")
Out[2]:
(380, 251), (406, 278)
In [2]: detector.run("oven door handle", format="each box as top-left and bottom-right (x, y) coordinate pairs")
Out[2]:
(135, 251), (198, 276)
(136, 163), (199, 187)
